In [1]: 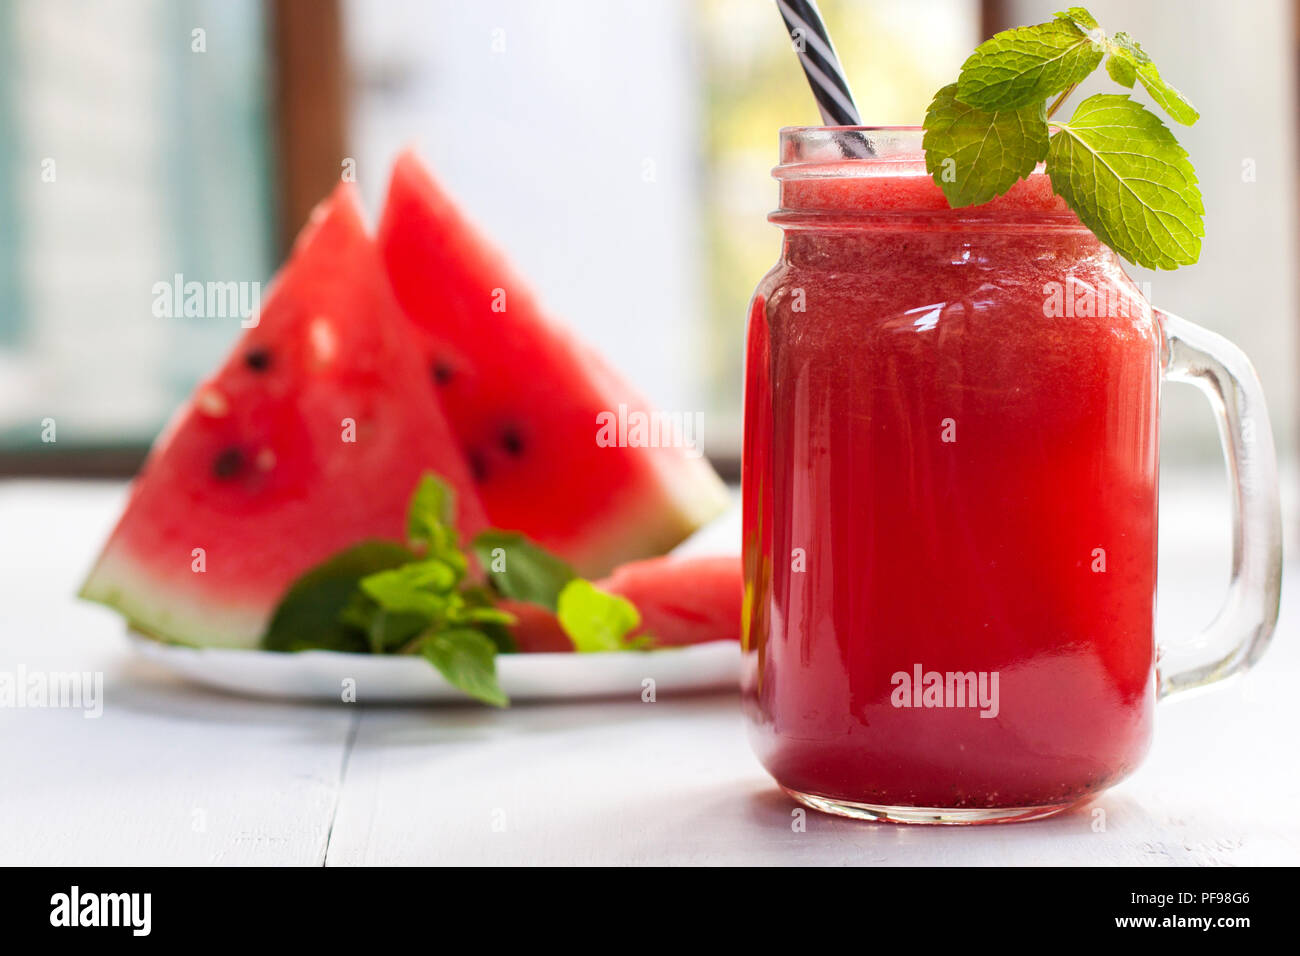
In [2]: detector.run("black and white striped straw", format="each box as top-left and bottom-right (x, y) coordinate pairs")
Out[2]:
(776, 0), (862, 126)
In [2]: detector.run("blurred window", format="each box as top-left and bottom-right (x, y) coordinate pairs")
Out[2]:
(0, 0), (274, 451)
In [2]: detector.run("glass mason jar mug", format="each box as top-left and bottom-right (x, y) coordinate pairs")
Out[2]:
(740, 127), (1282, 824)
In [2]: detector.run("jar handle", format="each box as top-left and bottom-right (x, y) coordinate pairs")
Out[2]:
(1157, 309), (1282, 699)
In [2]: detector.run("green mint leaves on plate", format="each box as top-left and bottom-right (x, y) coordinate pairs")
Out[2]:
(556, 579), (651, 653)
(470, 529), (577, 610)
(421, 629), (509, 708)
(262, 473), (651, 706)
(473, 530), (650, 650)
(922, 6), (1203, 270)
(262, 540), (416, 654)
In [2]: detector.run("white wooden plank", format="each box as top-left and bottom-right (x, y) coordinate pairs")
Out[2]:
(0, 481), (355, 865)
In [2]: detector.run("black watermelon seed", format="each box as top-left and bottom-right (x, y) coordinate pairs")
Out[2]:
(212, 447), (246, 480)
(432, 360), (455, 385)
(500, 426), (525, 457)
(244, 348), (271, 372)
(468, 450), (488, 483)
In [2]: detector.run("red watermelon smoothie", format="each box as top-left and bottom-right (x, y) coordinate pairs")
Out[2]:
(741, 128), (1160, 822)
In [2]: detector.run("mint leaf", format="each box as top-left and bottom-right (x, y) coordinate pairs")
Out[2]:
(1108, 32), (1199, 126)
(1105, 50), (1137, 87)
(923, 83), (1049, 207)
(405, 473), (464, 564)
(447, 603), (517, 627)
(359, 561), (517, 651)
(956, 17), (1104, 111)
(339, 594), (428, 654)
(1047, 94), (1204, 270)
(407, 473), (454, 536)
(1054, 6), (1099, 32)
(471, 530), (577, 611)
(421, 629), (508, 707)
(556, 579), (642, 653)
(457, 586), (518, 653)
(262, 540), (415, 652)
(360, 559), (462, 617)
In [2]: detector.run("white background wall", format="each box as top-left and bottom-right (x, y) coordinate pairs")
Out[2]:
(1007, 0), (1299, 463)
(344, 0), (706, 419)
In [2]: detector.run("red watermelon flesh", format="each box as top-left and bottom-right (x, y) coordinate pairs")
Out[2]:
(378, 150), (729, 576)
(507, 555), (742, 653)
(79, 185), (489, 648)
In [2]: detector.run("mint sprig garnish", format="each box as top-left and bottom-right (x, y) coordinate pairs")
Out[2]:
(922, 6), (1203, 270)
(262, 473), (659, 706)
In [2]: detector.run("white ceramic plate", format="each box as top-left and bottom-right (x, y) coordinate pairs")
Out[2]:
(128, 632), (741, 703)
(128, 501), (744, 703)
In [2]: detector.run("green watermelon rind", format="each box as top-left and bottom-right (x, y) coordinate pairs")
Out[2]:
(80, 552), (268, 649)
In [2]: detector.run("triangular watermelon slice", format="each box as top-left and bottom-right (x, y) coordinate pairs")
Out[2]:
(80, 185), (489, 648)
(378, 150), (730, 576)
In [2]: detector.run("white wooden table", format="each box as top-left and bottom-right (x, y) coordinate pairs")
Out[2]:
(2, 476), (1297, 866)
